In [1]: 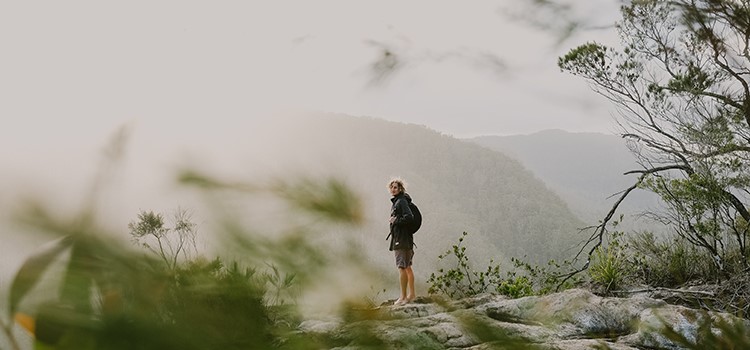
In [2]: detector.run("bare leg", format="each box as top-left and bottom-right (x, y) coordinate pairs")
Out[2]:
(398, 267), (408, 303)
(405, 266), (416, 301)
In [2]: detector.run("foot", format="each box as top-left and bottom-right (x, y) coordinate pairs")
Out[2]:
(406, 295), (416, 303)
(394, 298), (406, 306)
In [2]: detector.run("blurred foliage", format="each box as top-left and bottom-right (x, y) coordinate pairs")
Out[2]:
(660, 310), (750, 349)
(454, 313), (538, 350)
(4, 154), (750, 349)
(272, 177), (364, 225)
(365, 0), (617, 86)
(504, 0), (582, 44)
(0, 171), (366, 350)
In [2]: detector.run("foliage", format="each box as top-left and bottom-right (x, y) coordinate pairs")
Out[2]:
(495, 275), (534, 299)
(624, 231), (750, 316)
(272, 177), (364, 225)
(660, 310), (750, 349)
(588, 232), (633, 295)
(128, 208), (198, 270)
(427, 232), (503, 298)
(262, 263), (298, 308)
(559, 0), (750, 278)
(628, 231), (713, 287)
(6, 248), (292, 350)
(588, 234), (630, 294)
(361, 286), (387, 309)
(427, 232), (580, 299)
(160, 258), (277, 349)
(509, 256), (582, 295)
(1, 173), (365, 350)
(5, 160), (750, 350)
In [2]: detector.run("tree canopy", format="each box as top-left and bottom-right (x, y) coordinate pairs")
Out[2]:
(559, 0), (750, 274)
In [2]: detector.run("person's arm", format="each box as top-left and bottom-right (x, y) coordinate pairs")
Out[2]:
(394, 198), (414, 226)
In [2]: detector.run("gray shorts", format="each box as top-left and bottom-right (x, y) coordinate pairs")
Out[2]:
(395, 249), (414, 269)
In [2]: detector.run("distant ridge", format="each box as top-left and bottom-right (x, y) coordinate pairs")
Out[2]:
(246, 114), (586, 270)
(469, 130), (662, 229)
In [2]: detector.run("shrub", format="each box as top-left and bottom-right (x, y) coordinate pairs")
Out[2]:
(628, 232), (714, 287)
(427, 232), (503, 298)
(496, 276), (534, 299)
(589, 243), (629, 294)
(428, 232), (580, 299)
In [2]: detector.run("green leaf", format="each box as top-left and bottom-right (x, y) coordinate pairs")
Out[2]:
(10, 236), (73, 317)
(274, 178), (363, 224)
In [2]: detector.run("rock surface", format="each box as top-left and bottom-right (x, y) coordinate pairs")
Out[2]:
(299, 289), (749, 349)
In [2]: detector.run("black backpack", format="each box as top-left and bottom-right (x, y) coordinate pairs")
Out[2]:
(406, 202), (422, 234)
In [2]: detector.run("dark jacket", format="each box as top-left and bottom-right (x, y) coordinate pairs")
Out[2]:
(389, 192), (414, 251)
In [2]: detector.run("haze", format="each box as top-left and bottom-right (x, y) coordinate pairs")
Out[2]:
(1, 1), (628, 314)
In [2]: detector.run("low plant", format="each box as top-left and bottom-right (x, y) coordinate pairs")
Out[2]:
(495, 276), (533, 299)
(589, 244), (628, 294)
(508, 257), (582, 295)
(628, 232), (714, 287)
(428, 232), (580, 299)
(427, 232), (502, 298)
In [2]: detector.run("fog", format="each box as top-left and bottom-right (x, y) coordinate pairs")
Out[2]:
(2, 1), (626, 320)
(1, 112), (590, 318)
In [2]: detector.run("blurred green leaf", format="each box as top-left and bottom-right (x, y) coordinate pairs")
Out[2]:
(177, 169), (256, 192)
(10, 236), (73, 317)
(177, 169), (226, 190)
(274, 178), (363, 225)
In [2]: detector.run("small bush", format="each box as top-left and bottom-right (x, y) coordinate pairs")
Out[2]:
(428, 232), (580, 299)
(427, 232), (503, 298)
(496, 276), (534, 299)
(589, 244), (629, 294)
(628, 232), (713, 287)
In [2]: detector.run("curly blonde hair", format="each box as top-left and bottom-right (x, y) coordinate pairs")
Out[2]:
(387, 177), (407, 194)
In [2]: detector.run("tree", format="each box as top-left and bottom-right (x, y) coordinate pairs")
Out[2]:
(128, 208), (198, 270)
(559, 0), (750, 276)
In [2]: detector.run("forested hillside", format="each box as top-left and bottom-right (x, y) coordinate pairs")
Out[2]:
(470, 130), (663, 229)
(243, 114), (585, 274)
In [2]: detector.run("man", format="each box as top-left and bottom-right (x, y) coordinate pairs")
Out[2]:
(387, 178), (416, 306)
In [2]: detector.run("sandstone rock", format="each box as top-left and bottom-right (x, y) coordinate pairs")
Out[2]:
(299, 319), (341, 334)
(301, 289), (748, 349)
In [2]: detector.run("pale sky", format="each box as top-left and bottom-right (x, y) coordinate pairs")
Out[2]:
(0, 1), (624, 221)
(1, 1), (621, 139)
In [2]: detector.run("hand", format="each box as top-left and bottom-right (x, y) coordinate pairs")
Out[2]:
(389, 216), (396, 224)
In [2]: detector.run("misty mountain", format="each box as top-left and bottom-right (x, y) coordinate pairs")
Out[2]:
(244, 115), (586, 273)
(469, 130), (663, 229)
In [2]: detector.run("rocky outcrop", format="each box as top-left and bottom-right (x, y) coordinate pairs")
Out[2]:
(299, 289), (749, 349)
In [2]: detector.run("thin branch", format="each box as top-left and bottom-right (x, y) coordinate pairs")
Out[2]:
(623, 163), (693, 175)
(557, 173), (648, 289)
(611, 286), (716, 297)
